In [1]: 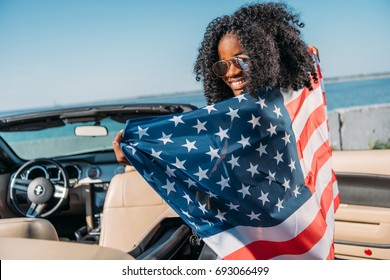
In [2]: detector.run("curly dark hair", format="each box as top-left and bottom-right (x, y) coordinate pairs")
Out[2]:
(194, 2), (318, 104)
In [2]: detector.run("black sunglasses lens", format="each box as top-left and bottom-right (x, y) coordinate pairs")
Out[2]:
(233, 57), (249, 71)
(212, 61), (229, 77)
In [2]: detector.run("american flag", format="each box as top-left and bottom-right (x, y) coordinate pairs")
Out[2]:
(121, 53), (339, 260)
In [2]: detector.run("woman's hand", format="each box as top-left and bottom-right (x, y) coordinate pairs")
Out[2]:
(112, 130), (130, 165)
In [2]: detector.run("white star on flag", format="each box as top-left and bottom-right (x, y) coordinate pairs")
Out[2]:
(215, 209), (227, 222)
(235, 94), (247, 103)
(226, 202), (239, 211)
(161, 179), (176, 195)
(135, 126), (149, 139)
(182, 139), (198, 152)
(183, 193), (193, 205)
(276, 198), (284, 212)
(181, 210), (192, 219)
(238, 184), (251, 198)
(256, 142), (267, 157)
(256, 97), (267, 109)
(151, 148), (162, 159)
(273, 105), (283, 118)
(247, 211), (261, 221)
(227, 154), (240, 169)
(158, 132), (173, 145)
(184, 178), (196, 188)
(201, 218), (213, 226)
(194, 167), (209, 181)
(282, 178), (291, 191)
(206, 190), (218, 199)
(193, 119), (207, 133)
(258, 191), (270, 206)
(215, 127), (230, 141)
(282, 132), (291, 145)
(173, 157), (186, 169)
(165, 166), (176, 177)
(169, 115), (185, 127)
(237, 135), (251, 148)
(216, 175), (230, 191)
(289, 159), (296, 171)
(248, 114), (261, 128)
(206, 146), (220, 161)
(267, 123), (277, 137)
(198, 202), (209, 214)
(293, 185), (301, 197)
(266, 170), (276, 185)
(246, 162), (259, 177)
(274, 151), (284, 165)
(203, 105), (217, 114)
(226, 107), (240, 121)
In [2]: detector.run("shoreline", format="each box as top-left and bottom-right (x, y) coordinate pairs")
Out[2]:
(324, 72), (390, 84)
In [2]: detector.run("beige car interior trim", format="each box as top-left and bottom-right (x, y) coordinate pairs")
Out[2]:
(332, 149), (390, 176)
(0, 217), (59, 241)
(0, 237), (134, 260)
(335, 243), (390, 260)
(335, 203), (390, 259)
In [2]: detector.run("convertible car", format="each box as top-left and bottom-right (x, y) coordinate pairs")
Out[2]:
(0, 102), (389, 260)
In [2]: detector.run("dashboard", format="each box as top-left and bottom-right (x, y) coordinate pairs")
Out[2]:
(22, 161), (125, 186)
(11, 152), (126, 230)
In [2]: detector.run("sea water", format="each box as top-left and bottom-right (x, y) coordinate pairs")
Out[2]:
(325, 78), (390, 111)
(131, 78), (390, 111)
(1, 78), (389, 117)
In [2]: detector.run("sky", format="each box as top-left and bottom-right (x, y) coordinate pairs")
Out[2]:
(0, 0), (389, 112)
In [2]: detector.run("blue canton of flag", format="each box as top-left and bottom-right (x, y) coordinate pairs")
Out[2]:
(121, 88), (313, 253)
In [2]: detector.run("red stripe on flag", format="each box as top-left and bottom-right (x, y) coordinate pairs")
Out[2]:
(296, 104), (327, 159)
(327, 243), (335, 260)
(304, 140), (332, 193)
(285, 80), (321, 121)
(223, 210), (327, 259)
(319, 175), (337, 222)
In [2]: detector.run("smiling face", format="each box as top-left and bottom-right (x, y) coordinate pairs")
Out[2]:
(217, 33), (248, 96)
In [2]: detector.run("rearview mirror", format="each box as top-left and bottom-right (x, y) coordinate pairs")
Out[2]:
(74, 125), (108, 137)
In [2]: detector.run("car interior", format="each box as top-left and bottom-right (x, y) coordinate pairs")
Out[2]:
(0, 104), (389, 260)
(332, 150), (390, 260)
(0, 103), (212, 260)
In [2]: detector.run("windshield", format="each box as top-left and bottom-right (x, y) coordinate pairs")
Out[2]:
(0, 118), (124, 160)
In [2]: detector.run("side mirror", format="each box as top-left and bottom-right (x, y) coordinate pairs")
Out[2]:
(74, 125), (108, 137)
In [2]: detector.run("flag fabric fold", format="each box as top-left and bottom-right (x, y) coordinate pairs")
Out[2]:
(121, 53), (339, 259)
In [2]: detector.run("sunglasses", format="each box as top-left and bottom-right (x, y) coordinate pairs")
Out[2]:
(212, 55), (250, 77)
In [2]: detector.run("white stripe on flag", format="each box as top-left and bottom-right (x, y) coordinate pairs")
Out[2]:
(291, 85), (324, 138)
(299, 121), (329, 177)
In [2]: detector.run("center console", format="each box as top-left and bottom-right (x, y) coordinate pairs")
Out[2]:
(74, 182), (110, 243)
(91, 182), (110, 228)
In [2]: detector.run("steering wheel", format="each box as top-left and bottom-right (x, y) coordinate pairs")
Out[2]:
(9, 158), (70, 218)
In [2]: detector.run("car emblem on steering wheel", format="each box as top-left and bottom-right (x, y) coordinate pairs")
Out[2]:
(34, 185), (44, 196)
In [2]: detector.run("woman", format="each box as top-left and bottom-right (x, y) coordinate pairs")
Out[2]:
(114, 2), (317, 163)
(114, 2), (338, 259)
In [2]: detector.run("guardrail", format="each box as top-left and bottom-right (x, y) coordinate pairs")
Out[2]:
(329, 103), (390, 150)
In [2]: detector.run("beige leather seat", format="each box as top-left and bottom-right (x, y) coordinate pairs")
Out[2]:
(99, 165), (177, 252)
(0, 217), (59, 241)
